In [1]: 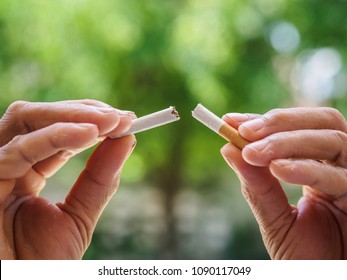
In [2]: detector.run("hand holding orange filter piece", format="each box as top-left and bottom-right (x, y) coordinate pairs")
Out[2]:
(192, 104), (249, 149)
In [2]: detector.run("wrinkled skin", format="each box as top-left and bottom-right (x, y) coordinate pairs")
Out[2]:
(0, 100), (136, 259)
(221, 107), (347, 259)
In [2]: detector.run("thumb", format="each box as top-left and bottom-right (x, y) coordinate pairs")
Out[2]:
(59, 135), (136, 243)
(221, 143), (293, 231)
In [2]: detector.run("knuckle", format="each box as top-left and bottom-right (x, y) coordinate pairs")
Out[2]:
(263, 108), (290, 126)
(3, 101), (32, 134)
(261, 136), (279, 156)
(0, 135), (21, 158)
(241, 186), (255, 201)
(267, 108), (282, 116)
(47, 124), (68, 149)
(62, 200), (93, 251)
(7, 100), (30, 114)
(10, 134), (24, 145)
(80, 99), (110, 108)
(5, 134), (36, 165)
(82, 98), (97, 104)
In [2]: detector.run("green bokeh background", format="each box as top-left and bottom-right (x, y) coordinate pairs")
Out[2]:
(1, 0), (346, 259)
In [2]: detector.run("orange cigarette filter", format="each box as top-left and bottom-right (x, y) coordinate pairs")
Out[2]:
(192, 104), (248, 149)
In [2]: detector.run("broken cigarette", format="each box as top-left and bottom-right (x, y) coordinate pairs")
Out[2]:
(113, 106), (180, 138)
(192, 104), (248, 149)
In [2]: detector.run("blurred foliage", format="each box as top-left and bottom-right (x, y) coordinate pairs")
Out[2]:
(0, 0), (347, 259)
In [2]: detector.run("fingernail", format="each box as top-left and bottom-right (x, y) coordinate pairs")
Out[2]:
(241, 119), (265, 132)
(224, 113), (250, 123)
(77, 123), (97, 129)
(245, 140), (268, 152)
(271, 159), (292, 167)
(131, 139), (137, 149)
(127, 139), (137, 157)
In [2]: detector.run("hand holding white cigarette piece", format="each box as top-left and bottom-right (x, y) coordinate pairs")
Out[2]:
(112, 106), (180, 138)
(192, 104), (249, 149)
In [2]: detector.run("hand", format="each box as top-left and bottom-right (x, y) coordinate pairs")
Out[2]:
(221, 107), (347, 259)
(0, 100), (136, 259)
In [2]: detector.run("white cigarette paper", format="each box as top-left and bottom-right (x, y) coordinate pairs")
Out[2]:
(113, 106), (180, 138)
(192, 104), (248, 149)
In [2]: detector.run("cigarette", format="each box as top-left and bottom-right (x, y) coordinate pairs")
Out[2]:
(192, 104), (248, 149)
(112, 106), (180, 138)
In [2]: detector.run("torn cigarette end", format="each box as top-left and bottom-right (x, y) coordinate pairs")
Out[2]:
(192, 104), (248, 149)
(112, 106), (180, 138)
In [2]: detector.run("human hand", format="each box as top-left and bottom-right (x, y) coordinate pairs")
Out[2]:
(221, 107), (347, 259)
(0, 100), (136, 259)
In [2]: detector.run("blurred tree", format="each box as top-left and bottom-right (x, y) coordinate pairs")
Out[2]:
(0, 0), (346, 259)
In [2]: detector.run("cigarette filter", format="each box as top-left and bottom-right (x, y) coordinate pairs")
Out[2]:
(113, 106), (180, 138)
(192, 104), (248, 149)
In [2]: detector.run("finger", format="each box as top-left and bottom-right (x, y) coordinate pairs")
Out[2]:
(67, 99), (114, 108)
(66, 99), (136, 118)
(222, 113), (260, 129)
(0, 100), (134, 145)
(270, 159), (347, 209)
(12, 151), (79, 197)
(102, 114), (136, 138)
(221, 143), (293, 230)
(8, 126), (100, 197)
(32, 114), (136, 178)
(60, 135), (136, 241)
(55, 99), (136, 119)
(0, 123), (99, 179)
(238, 107), (346, 142)
(15, 142), (100, 196)
(12, 169), (46, 197)
(242, 130), (347, 167)
(33, 150), (77, 179)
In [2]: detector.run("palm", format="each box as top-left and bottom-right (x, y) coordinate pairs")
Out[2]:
(266, 194), (344, 259)
(0, 136), (134, 260)
(0, 100), (136, 260)
(222, 142), (347, 259)
(8, 196), (85, 259)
